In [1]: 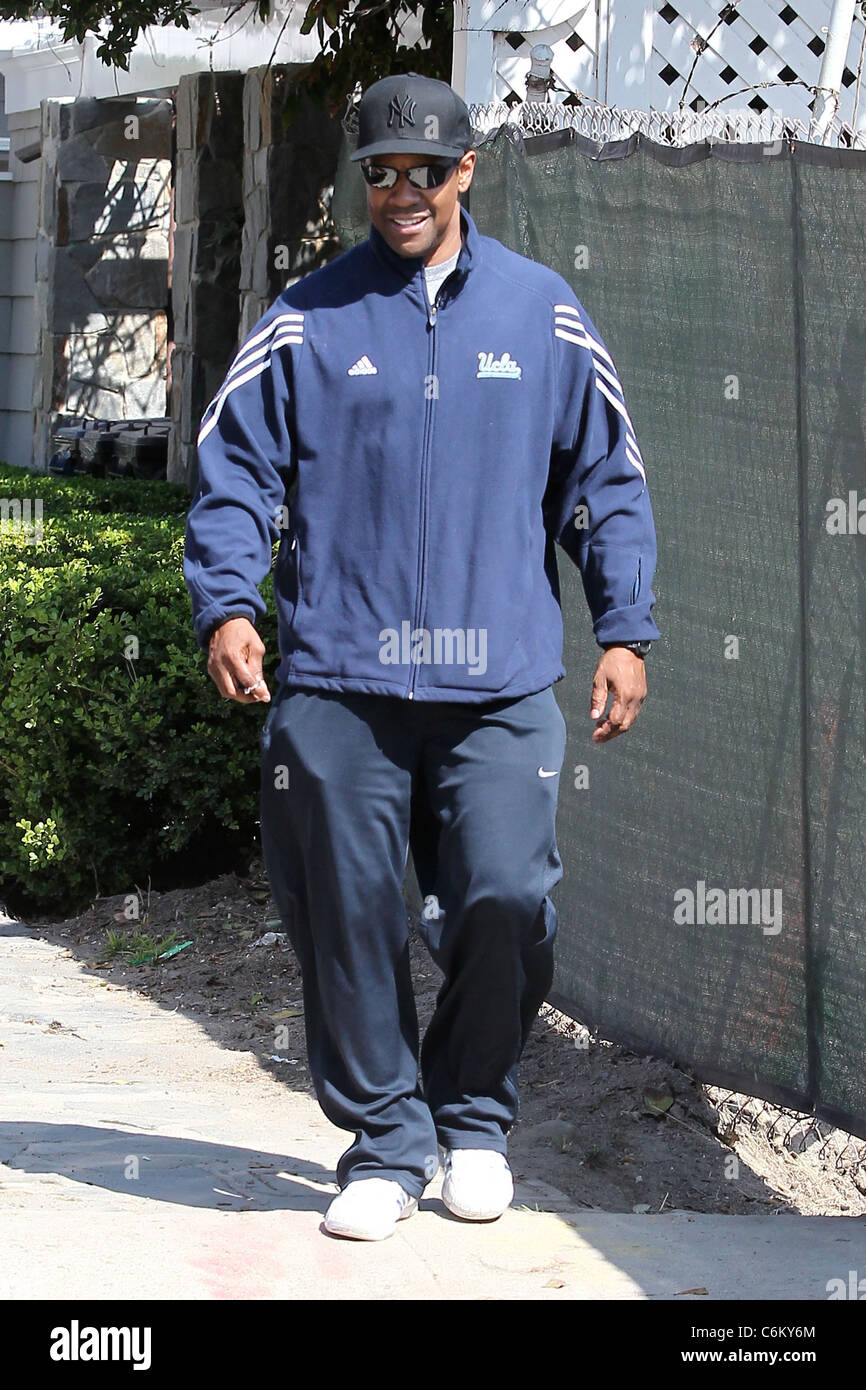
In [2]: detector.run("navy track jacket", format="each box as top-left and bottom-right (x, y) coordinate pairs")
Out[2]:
(183, 205), (660, 701)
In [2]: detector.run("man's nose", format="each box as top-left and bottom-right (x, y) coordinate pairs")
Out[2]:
(387, 171), (426, 203)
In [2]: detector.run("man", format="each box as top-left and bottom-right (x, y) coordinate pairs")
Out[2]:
(184, 72), (659, 1241)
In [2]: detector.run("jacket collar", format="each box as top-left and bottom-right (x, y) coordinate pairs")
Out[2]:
(367, 203), (479, 291)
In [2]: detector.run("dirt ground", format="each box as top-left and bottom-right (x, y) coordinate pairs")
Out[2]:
(24, 863), (866, 1218)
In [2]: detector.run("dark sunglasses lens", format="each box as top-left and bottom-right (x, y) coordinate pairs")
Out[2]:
(362, 164), (397, 188)
(407, 162), (457, 189)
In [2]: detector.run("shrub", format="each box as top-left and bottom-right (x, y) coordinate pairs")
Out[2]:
(0, 463), (278, 914)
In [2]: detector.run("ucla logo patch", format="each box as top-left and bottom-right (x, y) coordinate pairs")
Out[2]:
(476, 350), (522, 380)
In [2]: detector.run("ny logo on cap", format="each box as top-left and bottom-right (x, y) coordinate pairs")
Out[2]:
(387, 93), (417, 128)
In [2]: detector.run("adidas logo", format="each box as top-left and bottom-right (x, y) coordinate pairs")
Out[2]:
(348, 355), (378, 376)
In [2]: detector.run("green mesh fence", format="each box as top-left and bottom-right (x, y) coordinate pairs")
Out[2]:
(331, 125), (866, 1140)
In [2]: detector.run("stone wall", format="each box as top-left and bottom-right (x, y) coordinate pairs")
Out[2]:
(34, 97), (172, 470)
(27, 71), (348, 487)
(171, 67), (344, 489)
(169, 72), (244, 488)
(239, 67), (344, 340)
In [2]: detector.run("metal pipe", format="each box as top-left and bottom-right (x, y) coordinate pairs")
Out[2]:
(526, 44), (554, 102)
(809, 0), (857, 141)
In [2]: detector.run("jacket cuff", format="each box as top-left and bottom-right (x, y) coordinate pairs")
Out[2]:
(593, 601), (661, 646)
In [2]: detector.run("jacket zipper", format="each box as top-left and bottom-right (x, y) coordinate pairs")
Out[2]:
(407, 287), (438, 699)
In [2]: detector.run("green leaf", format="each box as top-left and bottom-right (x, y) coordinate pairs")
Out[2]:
(299, 3), (319, 35)
(643, 1085), (675, 1115)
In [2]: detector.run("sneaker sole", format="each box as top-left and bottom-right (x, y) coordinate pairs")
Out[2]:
(324, 1197), (418, 1240)
(441, 1187), (513, 1222)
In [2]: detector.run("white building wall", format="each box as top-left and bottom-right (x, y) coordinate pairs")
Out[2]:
(0, 10), (322, 115)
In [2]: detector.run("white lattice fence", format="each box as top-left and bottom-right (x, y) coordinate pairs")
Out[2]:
(651, 0), (865, 120)
(454, 0), (866, 130)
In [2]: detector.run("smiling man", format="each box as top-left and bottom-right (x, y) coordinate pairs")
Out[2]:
(365, 147), (472, 261)
(184, 72), (660, 1242)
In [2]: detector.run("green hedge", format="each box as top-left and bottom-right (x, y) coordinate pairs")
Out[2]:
(0, 463), (278, 914)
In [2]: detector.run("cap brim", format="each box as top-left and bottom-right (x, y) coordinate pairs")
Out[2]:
(350, 139), (470, 162)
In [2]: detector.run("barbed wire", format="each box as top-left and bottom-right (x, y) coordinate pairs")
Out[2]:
(466, 98), (866, 150)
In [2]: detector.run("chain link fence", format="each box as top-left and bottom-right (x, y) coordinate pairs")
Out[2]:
(708, 1087), (866, 1179)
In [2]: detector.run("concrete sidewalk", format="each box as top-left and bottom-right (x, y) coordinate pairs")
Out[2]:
(1, 919), (863, 1301)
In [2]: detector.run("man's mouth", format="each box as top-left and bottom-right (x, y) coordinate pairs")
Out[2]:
(389, 212), (430, 234)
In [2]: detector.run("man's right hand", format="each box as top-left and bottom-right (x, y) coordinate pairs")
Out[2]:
(207, 617), (271, 704)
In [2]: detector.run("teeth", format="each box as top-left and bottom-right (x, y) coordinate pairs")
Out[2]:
(393, 215), (426, 225)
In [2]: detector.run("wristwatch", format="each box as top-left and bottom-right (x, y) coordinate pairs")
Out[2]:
(601, 640), (652, 657)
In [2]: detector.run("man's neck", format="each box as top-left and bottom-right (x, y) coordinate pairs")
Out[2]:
(425, 241), (462, 270)
(424, 209), (464, 267)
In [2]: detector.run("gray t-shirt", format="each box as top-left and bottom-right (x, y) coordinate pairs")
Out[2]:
(424, 245), (461, 307)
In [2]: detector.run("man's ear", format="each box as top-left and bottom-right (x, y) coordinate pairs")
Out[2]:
(457, 151), (476, 193)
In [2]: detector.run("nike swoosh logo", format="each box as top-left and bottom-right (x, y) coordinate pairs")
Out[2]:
(537, 767), (559, 778)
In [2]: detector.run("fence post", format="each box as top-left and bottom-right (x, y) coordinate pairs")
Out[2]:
(809, 0), (858, 140)
(452, 0), (497, 103)
(598, 0), (655, 107)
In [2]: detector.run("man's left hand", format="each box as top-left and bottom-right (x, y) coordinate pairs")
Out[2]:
(590, 647), (648, 743)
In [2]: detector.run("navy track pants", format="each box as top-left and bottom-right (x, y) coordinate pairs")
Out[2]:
(259, 683), (567, 1200)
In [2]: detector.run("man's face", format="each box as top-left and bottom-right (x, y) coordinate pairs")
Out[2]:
(364, 150), (476, 261)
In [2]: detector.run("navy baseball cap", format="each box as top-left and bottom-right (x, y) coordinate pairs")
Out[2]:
(350, 72), (474, 162)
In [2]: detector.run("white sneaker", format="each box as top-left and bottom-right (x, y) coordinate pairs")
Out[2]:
(324, 1178), (419, 1240)
(441, 1148), (514, 1221)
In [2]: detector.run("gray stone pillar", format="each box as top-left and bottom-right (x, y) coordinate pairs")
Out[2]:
(174, 68), (346, 492)
(169, 72), (245, 488)
(239, 68), (344, 339)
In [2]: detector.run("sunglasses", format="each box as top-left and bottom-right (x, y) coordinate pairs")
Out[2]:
(360, 159), (460, 191)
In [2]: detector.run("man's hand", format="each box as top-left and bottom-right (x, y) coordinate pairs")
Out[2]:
(590, 647), (647, 743)
(207, 617), (271, 704)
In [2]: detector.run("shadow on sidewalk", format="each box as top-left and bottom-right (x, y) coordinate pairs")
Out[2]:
(0, 1120), (337, 1213)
